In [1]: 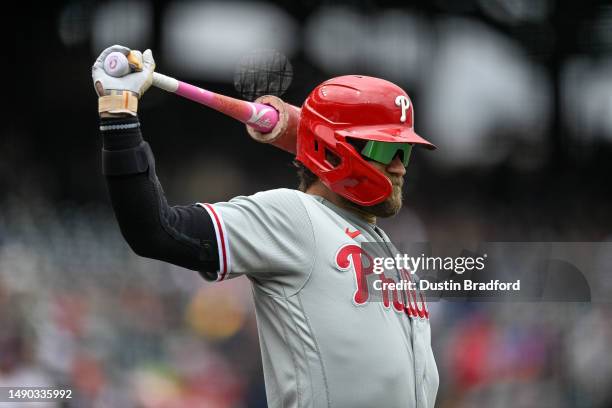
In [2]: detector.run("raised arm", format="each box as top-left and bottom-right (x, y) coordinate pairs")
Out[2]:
(93, 45), (219, 279)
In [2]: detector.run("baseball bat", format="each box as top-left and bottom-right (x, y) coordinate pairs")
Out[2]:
(103, 51), (299, 153)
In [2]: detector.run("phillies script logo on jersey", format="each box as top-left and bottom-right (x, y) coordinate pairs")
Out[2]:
(335, 244), (429, 319)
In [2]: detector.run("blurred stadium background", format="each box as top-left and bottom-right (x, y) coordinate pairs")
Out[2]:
(2, 0), (612, 407)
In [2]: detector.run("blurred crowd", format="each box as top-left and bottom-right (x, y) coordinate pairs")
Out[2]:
(0, 200), (265, 407)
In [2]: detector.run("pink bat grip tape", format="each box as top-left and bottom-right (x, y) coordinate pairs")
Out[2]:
(175, 82), (279, 133)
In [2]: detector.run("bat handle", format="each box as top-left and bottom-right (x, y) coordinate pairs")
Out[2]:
(152, 72), (179, 92)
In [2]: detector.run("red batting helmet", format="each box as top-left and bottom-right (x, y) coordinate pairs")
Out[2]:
(296, 75), (436, 206)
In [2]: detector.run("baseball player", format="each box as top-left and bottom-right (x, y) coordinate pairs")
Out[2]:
(93, 45), (439, 408)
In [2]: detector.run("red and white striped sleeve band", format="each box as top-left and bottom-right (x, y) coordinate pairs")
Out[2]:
(197, 203), (231, 281)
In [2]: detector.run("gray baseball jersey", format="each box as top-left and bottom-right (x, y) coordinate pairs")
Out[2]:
(198, 188), (438, 408)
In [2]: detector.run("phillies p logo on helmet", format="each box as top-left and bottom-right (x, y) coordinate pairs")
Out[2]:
(395, 95), (410, 123)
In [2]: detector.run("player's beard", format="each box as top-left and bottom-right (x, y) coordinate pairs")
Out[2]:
(344, 176), (404, 219)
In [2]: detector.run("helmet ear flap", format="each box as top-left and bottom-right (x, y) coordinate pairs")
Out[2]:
(326, 142), (392, 206)
(313, 141), (343, 172)
(324, 147), (342, 168)
(310, 137), (328, 169)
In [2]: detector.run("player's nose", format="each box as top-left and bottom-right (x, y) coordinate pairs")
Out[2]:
(386, 155), (406, 176)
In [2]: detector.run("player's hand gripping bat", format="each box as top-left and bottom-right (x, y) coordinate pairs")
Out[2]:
(103, 50), (299, 154)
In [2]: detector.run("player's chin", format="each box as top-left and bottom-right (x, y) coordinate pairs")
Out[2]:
(367, 187), (403, 218)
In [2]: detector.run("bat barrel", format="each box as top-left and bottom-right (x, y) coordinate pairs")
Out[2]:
(151, 73), (279, 133)
(246, 95), (299, 154)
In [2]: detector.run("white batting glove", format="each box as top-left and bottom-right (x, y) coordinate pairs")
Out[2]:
(92, 44), (155, 97)
(92, 45), (155, 116)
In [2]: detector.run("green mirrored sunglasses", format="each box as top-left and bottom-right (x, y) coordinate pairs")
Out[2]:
(360, 140), (413, 167)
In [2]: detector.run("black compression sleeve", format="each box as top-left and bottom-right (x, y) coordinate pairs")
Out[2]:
(100, 116), (219, 280)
